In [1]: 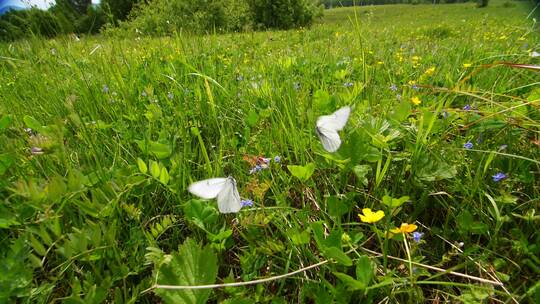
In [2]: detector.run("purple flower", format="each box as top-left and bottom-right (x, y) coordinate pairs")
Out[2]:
(240, 199), (254, 208)
(31, 147), (44, 155)
(261, 158), (271, 165)
(442, 111), (449, 118)
(390, 84), (398, 91)
(464, 142), (473, 149)
(492, 172), (507, 182)
(103, 85), (109, 93)
(412, 232), (423, 243)
(411, 84), (419, 91)
(274, 155), (281, 163)
(343, 82), (354, 88)
(463, 104), (471, 111)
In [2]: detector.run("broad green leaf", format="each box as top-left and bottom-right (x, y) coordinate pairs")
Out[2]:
(333, 272), (365, 291)
(150, 161), (161, 179)
(327, 196), (354, 218)
(381, 195), (410, 208)
(355, 255), (373, 287)
(324, 247), (352, 266)
(0, 115), (12, 130)
(160, 167), (170, 185)
(137, 158), (148, 174)
(23, 115), (43, 131)
(286, 228), (311, 245)
(155, 239), (218, 304)
(246, 110), (259, 127)
(287, 163), (315, 182)
(135, 140), (172, 159)
(353, 165), (371, 187)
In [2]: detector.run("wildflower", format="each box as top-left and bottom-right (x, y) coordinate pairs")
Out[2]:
(464, 142), (473, 149)
(167, 92), (174, 100)
(530, 51), (540, 58)
(390, 223), (418, 234)
(240, 199), (254, 208)
(424, 67), (436, 75)
(442, 111), (448, 118)
(103, 85), (109, 93)
(141, 91), (147, 97)
(411, 96), (421, 105)
(31, 147), (44, 155)
(274, 155), (281, 163)
(343, 82), (354, 88)
(359, 208), (385, 224)
(499, 144), (508, 151)
(396, 94), (402, 101)
(412, 84), (419, 91)
(236, 75), (244, 81)
(412, 232), (424, 243)
(492, 172), (507, 182)
(249, 165), (262, 175)
(390, 84), (398, 91)
(458, 242), (464, 248)
(463, 63), (472, 68)
(463, 104), (471, 111)
(293, 82), (301, 90)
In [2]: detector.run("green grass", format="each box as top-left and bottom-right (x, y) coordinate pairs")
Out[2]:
(1, 1), (540, 303)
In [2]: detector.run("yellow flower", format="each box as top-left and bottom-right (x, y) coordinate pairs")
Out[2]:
(411, 96), (421, 105)
(390, 223), (418, 234)
(424, 67), (436, 75)
(359, 208), (385, 224)
(463, 63), (472, 68)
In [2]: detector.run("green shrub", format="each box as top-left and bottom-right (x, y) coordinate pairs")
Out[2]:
(246, 0), (323, 29)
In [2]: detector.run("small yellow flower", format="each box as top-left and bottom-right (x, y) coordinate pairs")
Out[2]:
(424, 67), (436, 75)
(359, 208), (385, 224)
(411, 96), (421, 105)
(463, 63), (472, 68)
(390, 223), (418, 234)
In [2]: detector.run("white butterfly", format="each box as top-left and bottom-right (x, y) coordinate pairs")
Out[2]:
(188, 176), (242, 214)
(316, 106), (351, 152)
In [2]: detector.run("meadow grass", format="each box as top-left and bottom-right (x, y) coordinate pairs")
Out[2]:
(1, 0), (539, 303)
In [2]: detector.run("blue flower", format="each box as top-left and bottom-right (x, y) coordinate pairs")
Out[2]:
(492, 172), (507, 182)
(103, 85), (109, 93)
(463, 104), (471, 111)
(390, 84), (398, 91)
(241, 199), (254, 208)
(411, 84), (419, 91)
(343, 82), (354, 88)
(412, 232), (424, 243)
(274, 155), (281, 163)
(442, 111), (449, 118)
(464, 142), (473, 149)
(167, 92), (174, 100)
(249, 165), (262, 174)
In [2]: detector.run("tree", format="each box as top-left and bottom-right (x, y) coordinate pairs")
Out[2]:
(102, 0), (141, 22)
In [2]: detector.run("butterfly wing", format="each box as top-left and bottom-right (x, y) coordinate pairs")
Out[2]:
(316, 106), (351, 131)
(316, 106), (351, 152)
(188, 178), (228, 199)
(216, 177), (242, 214)
(316, 127), (342, 152)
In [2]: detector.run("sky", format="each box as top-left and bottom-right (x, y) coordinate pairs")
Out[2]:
(5, 0), (101, 9)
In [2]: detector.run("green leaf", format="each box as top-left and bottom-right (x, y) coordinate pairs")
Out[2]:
(246, 110), (259, 127)
(381, 195), (410, 208)
(155, 239), (218, 304)
(0, 153), (15, 176)
(324, 247), (352, 266)
(137, 158), (148, 174)
(150, 161), (161, 179)
(0, 115), (12, 130)
(287, 163), (315, 182)
(327, 196), (354, 218)
(333, 272), (365, 290)
(135, 140), (172, 159)
(313, 90), (332, 111)
(355, 255), (373, 288)
(286, 228), (311, 245)
(23, 115), (43, 131)
(160, 167), (170, 185)
(353, 165), (371, 187)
